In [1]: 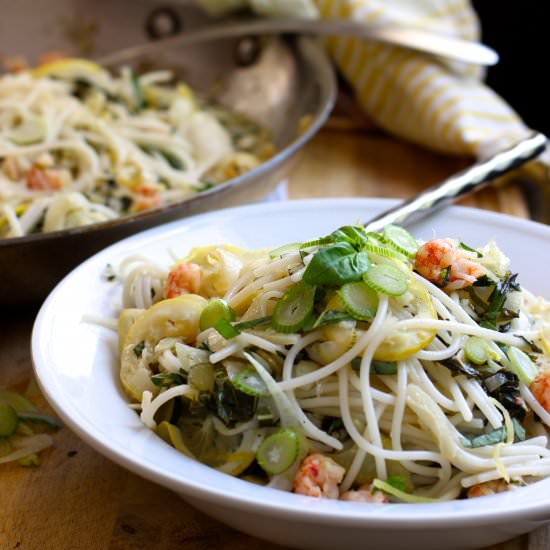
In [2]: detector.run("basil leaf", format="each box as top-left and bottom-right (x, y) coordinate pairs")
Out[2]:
(461, 427), (506, 448)
(329, 225), (368, 249)
(303, 242), (370, 286)
(461, 418), (526, 449)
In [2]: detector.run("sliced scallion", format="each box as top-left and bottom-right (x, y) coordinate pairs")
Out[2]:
(233, 316), (272, 331)
(365, 243), (408, 262)
(506, 346), (538, 385)
(373, 478), (440, 503)
(312, 310), (352, 329)
(383, 225), (419, 258)
(459, 242), (482, 258)
(17, 411), (62, 429)
(269, 242), (301, 258)
(232, 367), (268, 396)
(363, 264), (409, 296)
(464, 337), (490, 365)
(272, 282), (315, 333)
(214, 318), (240, 340)
(256, 427), (300, 475)
(200, 298), (236, 331)
(339, 281), (379, 321)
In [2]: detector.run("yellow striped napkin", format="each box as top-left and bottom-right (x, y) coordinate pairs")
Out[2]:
(198, 0), (547, 171)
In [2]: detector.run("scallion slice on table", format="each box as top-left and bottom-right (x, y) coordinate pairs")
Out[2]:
(272, 282), (315, 333)
(200, 298), (236, 331)
(339, 281), (379, 320)
(0, 403), (18, 437)
(363, 264), (409, 296)
(506, 346), (538, 385)
(256, 427), (300, 475)
(17, 411), (63, 429)
(383, 225), (419, 257)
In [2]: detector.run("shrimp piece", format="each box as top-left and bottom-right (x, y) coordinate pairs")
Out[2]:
(131, 183), (162, 213)
(530, 370), (550, 413)
(26, 166), (62, 191)
(414, 239), (484, 291)
(38, 51), (67, 65)
(466, 480), (510, 498)
(292, 453), (345, 499)
(2, 157), (22, 180)
(340, 483), (389, 503)
(165, 263), (201, 299)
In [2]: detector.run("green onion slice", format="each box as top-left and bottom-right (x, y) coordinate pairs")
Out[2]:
(233, 367), (269, 396)
(373, 479), (440, 503)
(339, 281), (379, 321)
(269, 243), (301, 258)
(383, 225), (419, 258)
(256, 427), (300, 475)
(363, 241), (407, 261)
(272, 282), (315, 333)
(464, 337), (489, 365)
(214, 318), (240, 340)
(0, 390), (37, 413)
(506, 346), (538, 385)
(200, 298), (236, 331)
(312, 310), (353, 329)
(363, 264), (409, 296)
(233, 316), (272, 331)
(0, 403), (18, 437)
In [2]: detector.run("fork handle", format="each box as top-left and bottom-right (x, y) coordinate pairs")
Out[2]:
(363, 133), (548, 233)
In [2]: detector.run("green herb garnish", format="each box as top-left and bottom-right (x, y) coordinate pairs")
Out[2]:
(303, 242), (370, 287)
(133, 340), (146, 358)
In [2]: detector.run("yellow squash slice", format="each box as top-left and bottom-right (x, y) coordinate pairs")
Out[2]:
(374, 281), (437, 362)
(120, 294), (207, 401)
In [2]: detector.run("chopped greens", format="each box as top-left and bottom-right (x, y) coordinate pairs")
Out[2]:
(133, 340), (146, 358)
(461, 417), (526, 448)
(459, 242), (482, 258)
(212, 365), (257, 426)
(151, 369), (187, 388)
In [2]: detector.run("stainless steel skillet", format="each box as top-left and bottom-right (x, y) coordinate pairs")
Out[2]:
(0, 35), (336, 306)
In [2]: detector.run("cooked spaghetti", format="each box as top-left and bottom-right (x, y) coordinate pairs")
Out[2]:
(114, 224), (550, 502)
(0, 58), (272, 238)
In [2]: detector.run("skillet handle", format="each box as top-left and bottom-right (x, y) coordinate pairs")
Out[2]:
(363, 132), (548, 233)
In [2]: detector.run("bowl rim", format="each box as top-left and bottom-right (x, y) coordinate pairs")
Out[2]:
(31, 198), (550, 528)
(0, 36), (336, 248)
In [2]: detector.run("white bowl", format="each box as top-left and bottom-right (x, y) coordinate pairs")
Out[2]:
(32, 198), (550, 550)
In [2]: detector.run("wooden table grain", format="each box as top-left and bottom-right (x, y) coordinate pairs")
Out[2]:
(0, 127), (543, 550)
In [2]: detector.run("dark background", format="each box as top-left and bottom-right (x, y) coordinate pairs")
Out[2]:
(473, 1), (547, 135)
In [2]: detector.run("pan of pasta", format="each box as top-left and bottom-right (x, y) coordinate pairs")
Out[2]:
(0, 17), (335, 305)
(32, 199), (550, 550)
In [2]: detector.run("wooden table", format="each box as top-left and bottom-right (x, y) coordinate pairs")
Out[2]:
(0, 126), (546, 550)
